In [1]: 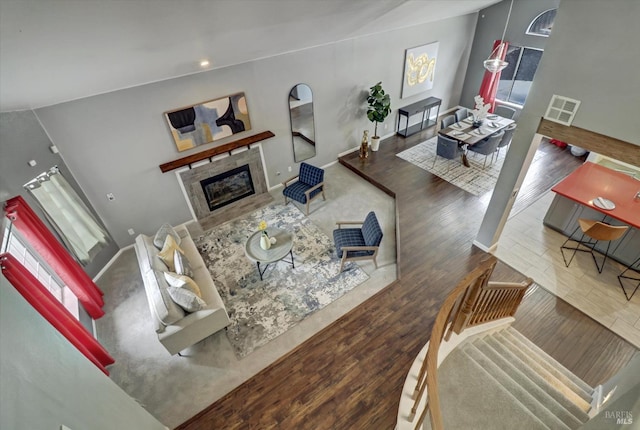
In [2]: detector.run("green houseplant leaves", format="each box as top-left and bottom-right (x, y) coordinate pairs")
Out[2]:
(366, 82), (391, 138)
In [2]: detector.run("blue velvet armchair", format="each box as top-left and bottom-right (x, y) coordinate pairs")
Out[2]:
(333, 211), (383, 272)
(282, 162), (326, 215)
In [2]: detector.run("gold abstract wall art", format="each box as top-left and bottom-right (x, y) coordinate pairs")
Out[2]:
(401, 42), (439, 99)
(164, 92), (251, 152)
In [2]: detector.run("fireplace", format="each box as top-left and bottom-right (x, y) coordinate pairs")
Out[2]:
(200, 164), (255, 212)
(179, 147), (273, 230)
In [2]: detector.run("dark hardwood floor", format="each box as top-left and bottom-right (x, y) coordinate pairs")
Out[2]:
(177, 126), (637, 430)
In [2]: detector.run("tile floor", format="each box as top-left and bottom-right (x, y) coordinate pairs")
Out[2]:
(495, 191), (640, 348)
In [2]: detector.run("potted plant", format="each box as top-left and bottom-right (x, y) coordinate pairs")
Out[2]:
(366, 82), (391, 151)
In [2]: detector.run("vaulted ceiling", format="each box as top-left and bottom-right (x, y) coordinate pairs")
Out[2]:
(0, 0), (499, 112)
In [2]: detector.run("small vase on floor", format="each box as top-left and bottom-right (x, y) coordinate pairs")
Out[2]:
(260, 233), (271, 250)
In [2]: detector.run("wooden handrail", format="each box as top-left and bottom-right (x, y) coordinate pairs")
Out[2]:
(410, 256), (532, 430)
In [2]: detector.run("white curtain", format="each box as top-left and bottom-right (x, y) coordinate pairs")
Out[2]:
(26, 168), (109, 264)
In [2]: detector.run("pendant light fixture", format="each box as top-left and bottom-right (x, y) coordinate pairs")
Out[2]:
(483, 0), (514, 73)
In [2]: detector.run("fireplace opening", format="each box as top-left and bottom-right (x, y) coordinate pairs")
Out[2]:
(200, 164), (255, 212)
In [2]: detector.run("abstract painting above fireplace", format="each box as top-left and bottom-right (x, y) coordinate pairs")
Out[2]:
(165, 92), (252, 152)
(179, 147), (272, 230)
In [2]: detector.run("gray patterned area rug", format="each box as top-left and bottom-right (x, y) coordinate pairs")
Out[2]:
(194, 203), (369, 358)
(396, 136), (510, 196)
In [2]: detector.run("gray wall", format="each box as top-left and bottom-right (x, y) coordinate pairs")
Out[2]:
(0, 274), (166, 430)
(34, 14), (477, 247)
(477, 0), (640, 248)
(0, 111), (119, 277)
(460, 0), (560, 109)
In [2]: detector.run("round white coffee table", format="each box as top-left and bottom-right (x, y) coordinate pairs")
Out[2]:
(244, 228), (294, 280)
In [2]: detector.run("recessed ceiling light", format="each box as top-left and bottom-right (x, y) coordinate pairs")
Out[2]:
(200, 60), (210, 67)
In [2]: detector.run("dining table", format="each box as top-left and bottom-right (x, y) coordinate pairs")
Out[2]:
(438, 114), (515, 166)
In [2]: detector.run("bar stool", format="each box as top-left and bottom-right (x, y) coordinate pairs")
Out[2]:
(560, 219), (629, 273)
(618, 255), (640, 301)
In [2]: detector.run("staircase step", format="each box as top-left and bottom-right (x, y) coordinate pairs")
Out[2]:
(493, 332), (593, 407)
(474, 338), (589, 427)
(462, 342), (573, 430)
(427, 346), (549, 430)
(505, 327), (593, 394)
(486, 335), (592, 414)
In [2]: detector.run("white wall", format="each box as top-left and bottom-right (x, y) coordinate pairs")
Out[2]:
(34, 14), (477, 247)
(0, 274), (166, 430)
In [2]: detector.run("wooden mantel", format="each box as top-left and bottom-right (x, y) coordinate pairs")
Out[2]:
(537, 118), (640, 168)
(159, 131), (275, 173)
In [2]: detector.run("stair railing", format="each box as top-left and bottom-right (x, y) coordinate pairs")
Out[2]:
(410, 256), (532, 430)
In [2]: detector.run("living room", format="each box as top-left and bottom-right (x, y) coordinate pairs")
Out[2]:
(1, 0), (639, 429)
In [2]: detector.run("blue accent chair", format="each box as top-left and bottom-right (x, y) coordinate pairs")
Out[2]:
(333, 211), (383, 272)
(282, 162), (325, 215)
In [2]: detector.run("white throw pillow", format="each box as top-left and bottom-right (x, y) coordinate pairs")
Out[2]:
(166, 286), (206, 313)
(174, 250), (194, 278)
(153, 223), (181, 249)
(157, 235), (183, 272)
(164, 271), (202, 298)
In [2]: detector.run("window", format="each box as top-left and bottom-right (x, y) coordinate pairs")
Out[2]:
(544, 95), (581, 126)
(24, 166), (110, 265)
(496, 45), (543, 106)
(526, 8), (557, 37)
(2, 221), (81, 320)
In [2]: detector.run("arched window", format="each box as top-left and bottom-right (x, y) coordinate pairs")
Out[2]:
(526, 8), (557, 37)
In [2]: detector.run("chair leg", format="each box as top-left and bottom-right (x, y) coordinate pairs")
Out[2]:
(618, 256), (640, 301)
(483, 154), (488, 169)
(339, 254), (346, 273)
(560, 225), (584, 268)
(591, 240), (610, 274)
(306, 200), (310, 216)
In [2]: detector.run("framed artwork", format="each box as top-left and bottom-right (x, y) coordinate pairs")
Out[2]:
(401, 42), (439, 99)
(165, 92), (251, 152)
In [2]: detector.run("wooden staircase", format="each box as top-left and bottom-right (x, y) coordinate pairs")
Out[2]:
(395, 256), (599, 430)
(429, 327), (593, 429)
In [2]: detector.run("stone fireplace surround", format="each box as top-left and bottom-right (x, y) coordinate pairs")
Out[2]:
(179, 146), (273, 231)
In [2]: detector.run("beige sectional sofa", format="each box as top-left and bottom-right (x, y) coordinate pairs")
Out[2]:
(134, 224), (230, 355)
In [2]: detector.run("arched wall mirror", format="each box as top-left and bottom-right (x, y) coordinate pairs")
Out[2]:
(288, 83), (316, 162)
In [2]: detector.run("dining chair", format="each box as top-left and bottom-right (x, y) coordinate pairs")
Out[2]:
(440, 115), (455, 129)
(560, 219), (629, 274)
(432, 134), (461, 171)
(493, 123), (516, 162)
(454, 108), (469, 123)
(494, 105), (517, 120)
(468, 129), (504, 169)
